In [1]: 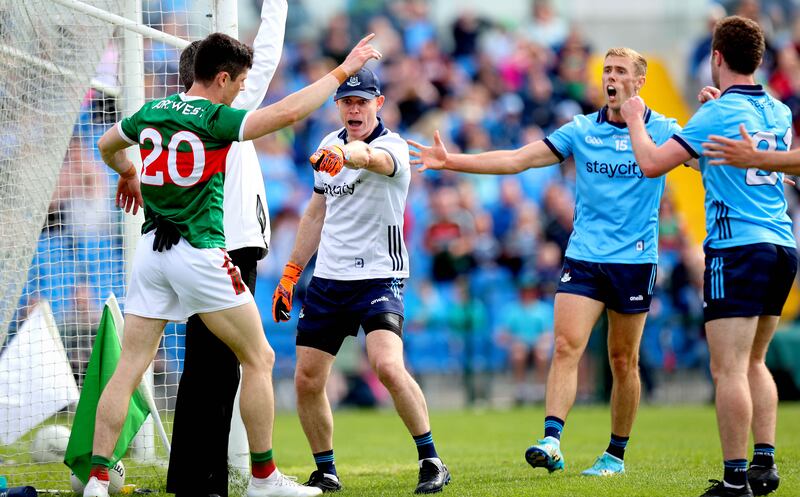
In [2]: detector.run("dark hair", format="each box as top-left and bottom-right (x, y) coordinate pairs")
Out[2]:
(193, 32), (254, 85)
(712, 15), (764, 75)
(179, 40), (201, 91)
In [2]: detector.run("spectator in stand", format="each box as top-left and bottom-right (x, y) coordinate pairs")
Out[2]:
(500, 201), (543, 278)
(497, 277), (553, 405)
(519, 0), (568, 50)
(688, 3), (727, 92)
(423, 185), (476, 282)
(541, 183), (574, 255)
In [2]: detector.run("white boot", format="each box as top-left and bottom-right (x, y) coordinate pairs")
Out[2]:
(83, 476), (109, 497)
(246, 469), (323, 497)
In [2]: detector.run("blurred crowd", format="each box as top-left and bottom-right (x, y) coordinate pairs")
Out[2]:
(25, 0), (800, 405)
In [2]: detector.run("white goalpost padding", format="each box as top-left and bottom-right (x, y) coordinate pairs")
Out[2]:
(0, 0), (245, 490)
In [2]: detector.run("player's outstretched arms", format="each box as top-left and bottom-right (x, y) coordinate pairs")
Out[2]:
(98, 126), (143, 214)
(704, 123), (800, 174)
(242, 34), (381, 141)
(408, 130), (559, 175)
(622, 96), (691, 177)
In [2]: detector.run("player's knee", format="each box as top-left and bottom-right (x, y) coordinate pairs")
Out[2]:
(372, 357), (407, 389)
(552, 334), (582, 362)
(241, 344), (275, 372)
(747, 358), (770, 379)
(609, 350), (638, 377)
(709, 358), (746, 385)
(294, 367), (326, 395)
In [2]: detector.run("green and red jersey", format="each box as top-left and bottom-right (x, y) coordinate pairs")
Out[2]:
(118, 93), (250, 248)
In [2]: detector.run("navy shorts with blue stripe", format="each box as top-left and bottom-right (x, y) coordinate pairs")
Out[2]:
(703, 243), (797, 323)
(296, 276), (405, 355)
(556, 257), (657, 313)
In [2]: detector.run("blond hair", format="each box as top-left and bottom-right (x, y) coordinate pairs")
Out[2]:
(604, 47), (647, 77)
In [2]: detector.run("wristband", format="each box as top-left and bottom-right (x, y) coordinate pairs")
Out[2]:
(331, 66), (348, 85)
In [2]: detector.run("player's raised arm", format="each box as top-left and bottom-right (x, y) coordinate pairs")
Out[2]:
(622, 96), (692, 177)
(242, 34), (381, 141)
(231, 0), (287, 112)
(408, 130), (559, 175)
(704, 122), (800, 174)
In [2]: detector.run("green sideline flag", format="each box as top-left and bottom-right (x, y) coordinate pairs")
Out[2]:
(63, 303), (150, 483)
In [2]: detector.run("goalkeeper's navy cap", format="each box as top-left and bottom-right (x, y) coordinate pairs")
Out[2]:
(335, 68), (381, 100)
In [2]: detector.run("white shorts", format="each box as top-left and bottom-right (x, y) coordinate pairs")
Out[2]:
(125, 232), (253, 322)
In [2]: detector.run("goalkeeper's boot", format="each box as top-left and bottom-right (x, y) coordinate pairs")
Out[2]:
(83, 477), (109, 497)
(304, 470), (342, 493)
(414, 458), (450, 494)
(581, 452), (625, 476)
(525, 437), (564, 473)
(747, 464), (779, 495)
(698, 479), (754, 497)
(247, 470), (323, 497)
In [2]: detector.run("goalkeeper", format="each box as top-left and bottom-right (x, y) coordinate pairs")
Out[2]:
(166, 0), (286, 496)
(272, 67), (450, 494)
(85, 31), (380, 497)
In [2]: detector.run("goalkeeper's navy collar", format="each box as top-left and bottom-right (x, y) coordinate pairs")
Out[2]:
(597, 104), (651, 129)
(337, 117), (388, 144)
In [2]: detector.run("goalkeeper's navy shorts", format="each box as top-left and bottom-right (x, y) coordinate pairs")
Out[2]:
(703, 242), (797, 323)
(296, 276), (405, 355)
(556, 257), (656, 314)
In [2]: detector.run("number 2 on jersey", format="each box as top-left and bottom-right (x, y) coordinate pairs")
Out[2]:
(745, 128), (791, 186)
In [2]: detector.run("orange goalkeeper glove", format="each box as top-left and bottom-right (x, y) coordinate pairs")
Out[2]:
(272, 262), (303, 322)
(309, 145), (348, 176)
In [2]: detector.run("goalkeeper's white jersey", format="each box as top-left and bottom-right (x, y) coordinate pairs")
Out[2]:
(312, 121), (410, 280)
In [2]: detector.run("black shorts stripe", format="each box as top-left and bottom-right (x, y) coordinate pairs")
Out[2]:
(713, 200), (732, 240)
(388, 226), (397, 271)
(387, 225), (404, 271)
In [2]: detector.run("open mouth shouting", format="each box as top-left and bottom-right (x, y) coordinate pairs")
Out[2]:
(347, 119), (364, 131)
(606, 85), (618, 102)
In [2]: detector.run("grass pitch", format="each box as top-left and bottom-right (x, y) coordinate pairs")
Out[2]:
(6, 404), (799, 496)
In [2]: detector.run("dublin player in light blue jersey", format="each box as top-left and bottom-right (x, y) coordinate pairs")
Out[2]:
(409, 47), (683, 478)
(622, 16), (795, 497)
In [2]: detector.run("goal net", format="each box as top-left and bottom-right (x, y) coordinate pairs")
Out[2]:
(0, 0), (230, 490)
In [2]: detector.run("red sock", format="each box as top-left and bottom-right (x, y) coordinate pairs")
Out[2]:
(251, 449), (276, 478)
(252, 459), (276, 479)
(89, 464), (110, 481)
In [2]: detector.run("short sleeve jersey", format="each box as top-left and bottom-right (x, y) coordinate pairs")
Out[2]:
(672, 85), (795, 249)
(118, 92), (250, 248)
(543, 106), (681, 264)
(312, 120), (410, 280)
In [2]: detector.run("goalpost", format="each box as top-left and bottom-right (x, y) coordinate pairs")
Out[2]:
(0, 0), (244, 491)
